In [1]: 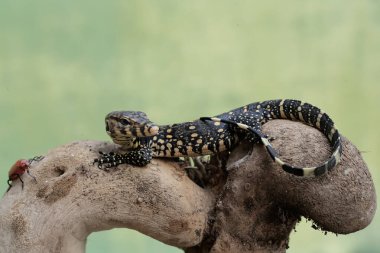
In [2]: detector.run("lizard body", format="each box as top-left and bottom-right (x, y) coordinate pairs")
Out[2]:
(95, 99), (342, 177)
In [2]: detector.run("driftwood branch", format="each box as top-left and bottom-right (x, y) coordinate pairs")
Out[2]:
(0, 120), (376, 253)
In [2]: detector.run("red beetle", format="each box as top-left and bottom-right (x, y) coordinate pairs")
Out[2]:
(6, 159), (38, 192)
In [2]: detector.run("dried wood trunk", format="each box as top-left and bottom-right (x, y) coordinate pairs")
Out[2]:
(0, 120), (376, 253)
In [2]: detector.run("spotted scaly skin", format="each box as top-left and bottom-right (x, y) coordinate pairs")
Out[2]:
(94, 99), (342, 177)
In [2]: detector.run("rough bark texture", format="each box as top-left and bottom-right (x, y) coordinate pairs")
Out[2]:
(0, 120), (376, 253)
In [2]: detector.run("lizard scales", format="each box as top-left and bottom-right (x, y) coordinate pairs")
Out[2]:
(97, 99), (342, 177)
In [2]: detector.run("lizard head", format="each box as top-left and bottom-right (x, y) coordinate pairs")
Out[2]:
(105, 111), (159, 146)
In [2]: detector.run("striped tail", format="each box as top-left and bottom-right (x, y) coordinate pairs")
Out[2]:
(200, 99), (342, 177)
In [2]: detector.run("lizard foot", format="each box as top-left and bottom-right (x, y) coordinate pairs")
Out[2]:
(93, 151), (127, 171)
(184, 157), (210, 188)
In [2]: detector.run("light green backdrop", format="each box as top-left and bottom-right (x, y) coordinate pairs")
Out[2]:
(1, 1), (379, 252)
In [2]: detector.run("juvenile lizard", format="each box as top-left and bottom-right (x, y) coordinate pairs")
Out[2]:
(94, 99), (342, 177)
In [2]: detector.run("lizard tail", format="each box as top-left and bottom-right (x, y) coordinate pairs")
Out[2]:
(201, 99), (342, 177)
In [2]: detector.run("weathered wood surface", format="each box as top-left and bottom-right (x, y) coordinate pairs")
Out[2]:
(0, 120), (376, 253)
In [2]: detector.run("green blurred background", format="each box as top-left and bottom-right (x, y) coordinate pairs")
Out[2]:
(0, 0), (379, 252)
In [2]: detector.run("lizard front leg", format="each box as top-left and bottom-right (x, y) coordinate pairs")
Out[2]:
(94, 147), (153, 170)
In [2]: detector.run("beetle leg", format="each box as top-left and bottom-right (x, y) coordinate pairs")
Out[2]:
(17, 174), (24, 190)
(29, 155), (44, 164)
(6, 180), (12, 192)
(27, 169), (37, 182)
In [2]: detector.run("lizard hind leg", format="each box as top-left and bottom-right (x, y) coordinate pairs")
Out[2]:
(184, 156), (210, 188)
(246, 127), (263, 143)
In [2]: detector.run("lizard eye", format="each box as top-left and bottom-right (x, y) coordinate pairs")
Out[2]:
(120, 118), (130, 125)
